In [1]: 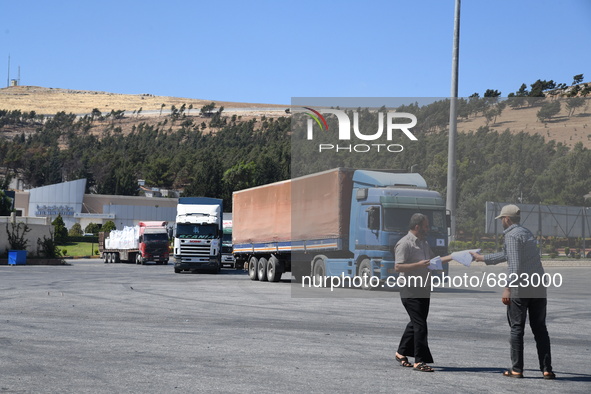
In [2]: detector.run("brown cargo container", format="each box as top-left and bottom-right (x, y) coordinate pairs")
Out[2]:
(233, 168), (354, 246)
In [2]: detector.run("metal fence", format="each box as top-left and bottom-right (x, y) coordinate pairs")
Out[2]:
(486, 201), (591, 254)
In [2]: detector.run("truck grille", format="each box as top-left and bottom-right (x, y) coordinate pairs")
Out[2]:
(179, 240), (211, 257)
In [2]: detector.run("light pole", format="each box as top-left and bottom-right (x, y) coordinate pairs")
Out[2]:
(446, 0), (461, 242)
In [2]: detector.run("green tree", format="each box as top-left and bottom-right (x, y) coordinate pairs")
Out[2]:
(52, 214), (69, 245)
(222, 161), (257, 192)
(537, 101), (561, 122)
(200, 102), (216, 116)
(85, 223), (100, 235)
(573, 74), (584, 85)
(91, 108), (102, 122)
(102, 220), (116, 233)
(145, 157), (175, 188)
(68, 223), (83, 237)
(508, 84), (528, 108)
(484, 89), (501, 97)
(566, 97), (585, 117)
(0, 190), (13, 215)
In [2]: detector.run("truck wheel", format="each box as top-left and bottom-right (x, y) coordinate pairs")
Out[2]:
(358, 259), (374, 290)
(266, 256), (283, 282)
(136, 254), (142, 265)
(257, 257), (268, 281)
(105, 253), (112, 264)
(313, 256), (327, 286)
(248, 257), (259, 281)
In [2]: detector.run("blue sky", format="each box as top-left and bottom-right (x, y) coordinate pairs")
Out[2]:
(1, 0), (590, 105)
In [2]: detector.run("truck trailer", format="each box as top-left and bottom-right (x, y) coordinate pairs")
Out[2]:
(232, 168), (449, 287)
(173, 197), (223, 273)
(99, 221), (170, 264)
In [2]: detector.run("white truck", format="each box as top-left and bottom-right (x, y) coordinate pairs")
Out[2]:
(173, 197), (223, 274)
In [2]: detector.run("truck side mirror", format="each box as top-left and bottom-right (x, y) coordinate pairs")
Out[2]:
(366, 206), (380, 231)
(446, 213), (451, 229)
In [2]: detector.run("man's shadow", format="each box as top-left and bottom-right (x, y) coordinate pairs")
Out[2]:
(436, 366), (591, 381)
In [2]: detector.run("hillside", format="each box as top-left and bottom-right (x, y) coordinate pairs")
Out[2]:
(0, 86), (287, 114)
(0, 85), (289, 138)
(1, 85), (590, 148)
(455, 100), (591, 148)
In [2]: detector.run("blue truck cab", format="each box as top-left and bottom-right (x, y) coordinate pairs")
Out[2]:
(303, 170), (449, 289)
(343, 170), (449, 283)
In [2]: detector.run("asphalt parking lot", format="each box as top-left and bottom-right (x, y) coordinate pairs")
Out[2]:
(1, 259), (590, 393)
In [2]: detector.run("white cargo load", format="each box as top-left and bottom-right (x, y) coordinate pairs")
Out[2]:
(105, 226), (140, 250)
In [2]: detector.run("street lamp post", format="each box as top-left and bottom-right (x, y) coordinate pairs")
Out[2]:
(447, 0), (461, 242)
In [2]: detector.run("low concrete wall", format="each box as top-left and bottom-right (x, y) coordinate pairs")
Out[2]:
(0, 258), (66, 265)
(1, 215), (52, 257)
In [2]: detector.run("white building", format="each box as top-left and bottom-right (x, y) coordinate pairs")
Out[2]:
(14, 179), (178, 230)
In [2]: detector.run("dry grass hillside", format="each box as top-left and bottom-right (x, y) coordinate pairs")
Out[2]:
(1, 85), (590, 148)
(455, 99), (591, 148)
(0, 85), (289, 137)
(0, 85), (287, 114)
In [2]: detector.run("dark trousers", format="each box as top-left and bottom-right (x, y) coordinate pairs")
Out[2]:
(397, 297), (433, 363)
(507, 297), (552, 373)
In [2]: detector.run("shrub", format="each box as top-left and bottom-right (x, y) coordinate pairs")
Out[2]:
(37, 234), (63, 259)
(6, 222), (31, 250)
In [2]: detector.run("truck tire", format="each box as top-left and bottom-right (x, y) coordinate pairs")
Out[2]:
(135, 254), (142, 265)
(312, 256), (327, 286)
(248, 257), (259, 281)
(105, 253), (112, 264)
(358, 259), (374, 290)
(266, 256), (283, 282)
(103, 253), (108, 264)
(257, 257), (268, 282)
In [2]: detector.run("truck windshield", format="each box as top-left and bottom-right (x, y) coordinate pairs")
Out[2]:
(176, 223), (218, 239)
(383, 208), (446, 234)
(143, 233), (168, 242)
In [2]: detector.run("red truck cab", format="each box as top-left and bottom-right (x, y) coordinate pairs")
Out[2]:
(138, 221), (170, 265)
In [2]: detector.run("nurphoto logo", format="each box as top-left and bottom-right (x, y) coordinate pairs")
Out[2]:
(302, 107), (419, 153)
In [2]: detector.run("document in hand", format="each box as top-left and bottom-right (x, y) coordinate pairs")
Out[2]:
(428, 256), (443, 270)
(450, 249), (481, 267)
